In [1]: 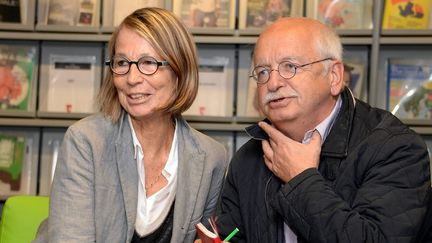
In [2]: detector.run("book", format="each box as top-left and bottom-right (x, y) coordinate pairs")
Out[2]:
(0, 134), (25, 192)
(113, 0), (165, 26)
(382, 0), (431, 29)
(77, 0), (96, 26)
(184, 56), (230, 116)
(387, 58), (432, 119)
(238, 0), (294, 29)
(173, 0), (235, 29)
(306, 0), (373, 29)
(0, 132), (35, 198)
(195, 222), (222, 243)
(46, 54), (97, 113)
(0, 44), (37, 111)
(0, 0), (21, 23)
(47, 0), (78, 25)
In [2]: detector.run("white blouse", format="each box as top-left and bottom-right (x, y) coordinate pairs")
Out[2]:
(128, 116), (178, 237)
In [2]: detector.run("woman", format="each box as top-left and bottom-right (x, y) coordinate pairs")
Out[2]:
(34, 7), (227, 243)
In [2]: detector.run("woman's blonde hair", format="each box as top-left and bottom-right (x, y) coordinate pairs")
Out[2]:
(97, 7), (199, 122)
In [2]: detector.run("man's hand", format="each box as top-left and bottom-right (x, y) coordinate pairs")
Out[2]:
(259, 121), (322, 183)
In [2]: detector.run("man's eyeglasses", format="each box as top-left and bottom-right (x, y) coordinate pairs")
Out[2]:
(250, 57), (334, 84)
(105, 56), (169, 75)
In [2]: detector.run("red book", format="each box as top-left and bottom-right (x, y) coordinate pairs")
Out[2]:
(195, 222), (222, 243)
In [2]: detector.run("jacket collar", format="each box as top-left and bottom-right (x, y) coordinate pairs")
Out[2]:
(115, 111), (139, 241)
(171, 117), (205, 241)
(114, 111), (138, 241)
(245, 88), (355, 158)
(321, 88), (354, 158)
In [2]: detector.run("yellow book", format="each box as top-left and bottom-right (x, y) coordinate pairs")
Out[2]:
(382, 0), (430, 29)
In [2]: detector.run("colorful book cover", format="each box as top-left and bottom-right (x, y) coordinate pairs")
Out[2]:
(77, 0), (96, 26)
(382, 0), (430, 29)
(309, 0), (372, 29)
(173, 0), (235, 28)
(47, 0), (78, 25)
(0, 44), (36, 111)
(387, 59), (432, 119)
(0, 134), (25, 192)
(241, 0), (292, 29)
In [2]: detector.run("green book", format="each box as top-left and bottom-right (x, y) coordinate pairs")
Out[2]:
(0, 134), (25, 191)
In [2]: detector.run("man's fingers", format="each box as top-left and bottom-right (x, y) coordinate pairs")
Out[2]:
(263, 153), (275, 173)
(262, 140), (272, 157)
(262, 140), (274, 171)
(258, 121), (284, 141)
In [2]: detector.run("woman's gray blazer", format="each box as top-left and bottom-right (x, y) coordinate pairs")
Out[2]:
(33, 112), (228, 243)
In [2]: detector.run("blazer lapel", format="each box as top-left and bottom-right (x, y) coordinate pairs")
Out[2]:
(115, 114), (138, 242)
(172, 119), (205, 241)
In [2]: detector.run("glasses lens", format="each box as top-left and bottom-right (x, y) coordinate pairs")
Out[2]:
(138, 57), (158, 75)
(278, 61), (296, 79)
(111, 56), (129, 75)
(252, 66), (269, 84)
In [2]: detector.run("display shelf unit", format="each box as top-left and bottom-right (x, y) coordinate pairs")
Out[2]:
(1, 0), (432, 197)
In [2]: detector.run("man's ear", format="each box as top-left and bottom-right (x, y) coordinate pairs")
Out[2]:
(328, 61), (345, 96)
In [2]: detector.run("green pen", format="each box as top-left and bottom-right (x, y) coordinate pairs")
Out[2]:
(223, 227), (239, 242)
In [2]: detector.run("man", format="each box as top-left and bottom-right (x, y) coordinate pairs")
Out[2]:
(215, 17), (431, 242)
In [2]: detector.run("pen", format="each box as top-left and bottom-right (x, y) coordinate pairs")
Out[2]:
(223, 227), (239, 242)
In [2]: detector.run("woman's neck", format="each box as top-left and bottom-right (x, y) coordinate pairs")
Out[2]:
(131, 115), (175, 154)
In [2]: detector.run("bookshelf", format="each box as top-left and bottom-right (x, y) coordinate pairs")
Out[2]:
(0, 0), (431, 199)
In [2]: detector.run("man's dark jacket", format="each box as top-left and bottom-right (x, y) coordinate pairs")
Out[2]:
(217, 89), (431, 242)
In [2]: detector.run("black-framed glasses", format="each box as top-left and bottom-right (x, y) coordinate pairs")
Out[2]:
(105, 56), (169, 75)
(250, 57), (334, 84)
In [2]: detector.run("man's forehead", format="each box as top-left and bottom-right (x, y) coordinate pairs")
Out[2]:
(254, 40), (315, 63)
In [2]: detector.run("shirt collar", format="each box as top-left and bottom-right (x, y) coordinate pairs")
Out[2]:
(302, 96), (342, 145)
(128, 115), (140, 160)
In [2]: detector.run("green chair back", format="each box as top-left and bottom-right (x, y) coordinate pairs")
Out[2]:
(0, 196), (49, 243)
